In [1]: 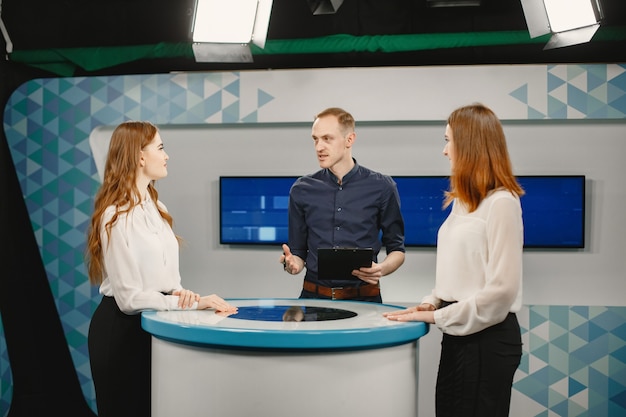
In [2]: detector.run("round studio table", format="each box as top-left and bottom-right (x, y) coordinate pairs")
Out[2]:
(142, 298), (429, 417)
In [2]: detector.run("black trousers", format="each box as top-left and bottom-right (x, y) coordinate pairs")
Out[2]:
(436, 313), (522, 417)
(88, 296), (151, 417)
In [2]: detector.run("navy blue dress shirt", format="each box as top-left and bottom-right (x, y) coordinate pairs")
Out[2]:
(288, 159), (405, 288)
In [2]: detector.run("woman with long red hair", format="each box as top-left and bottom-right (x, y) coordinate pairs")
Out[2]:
(85, 121), (236, 417)
(385, 103), (524, 417)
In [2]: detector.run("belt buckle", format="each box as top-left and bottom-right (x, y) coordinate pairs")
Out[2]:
(331, 287), (343, 300)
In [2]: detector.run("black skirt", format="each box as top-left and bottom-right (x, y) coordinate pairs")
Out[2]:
(435, 313), (522, 417)
(88, 296), (151, 417)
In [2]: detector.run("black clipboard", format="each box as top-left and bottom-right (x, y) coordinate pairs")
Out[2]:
(317, 248), (373, 281)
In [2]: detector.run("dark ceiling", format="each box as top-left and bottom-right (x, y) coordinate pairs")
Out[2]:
(1, 0), (626, 77)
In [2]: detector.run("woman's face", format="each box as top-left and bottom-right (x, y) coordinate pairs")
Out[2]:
(140, 131), (169, 181)
(443, 123), (455, 171)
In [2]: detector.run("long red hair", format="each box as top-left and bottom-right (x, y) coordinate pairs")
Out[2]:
(85, 121), (174, 285)
(444, 103), (524, 212)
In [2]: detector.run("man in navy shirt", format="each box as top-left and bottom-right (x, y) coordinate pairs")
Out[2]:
(279, 107), (405, 303)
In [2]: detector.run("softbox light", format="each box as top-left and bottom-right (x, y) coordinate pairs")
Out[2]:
(520, 0), (603, 49)
(192, 0), (273, 62)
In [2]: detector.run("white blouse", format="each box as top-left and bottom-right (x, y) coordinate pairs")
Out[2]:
(98, 196), (197, 314)
(422, 189), (523, 336)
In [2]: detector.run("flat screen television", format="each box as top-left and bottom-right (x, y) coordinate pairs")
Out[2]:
(517, 175), (585, 248)
(219, 175), (585, 249)
(392, 176), (451, 247)
(219, 176), (296, 245)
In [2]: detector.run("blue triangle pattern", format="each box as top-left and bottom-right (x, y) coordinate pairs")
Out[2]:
(608, 70), (626, 91)
(512, 64), (626, 120)
(224, 78), (240, 97)
(257, 89), (274, 108)
(607, 81), (626, 104)
(547, 95), (567, 118)
(571, 305), (590, 319)
(552, 333), (570, 353)
(242, 110), (258, 123)
(1, 70), (273, 413)
(569, 376), (586, 397)
(548, 73), (565, 92)
(514, 375), (546, 402)
(593, 309), (626, 333)
(204, 91), (222, 117)
(222, 101), (240, 123)
(609, 92), (626, 113)
(549, 305), (570, 330)
(567, 65), (587, 81)
(612, 388), (626, 409)
(515, 306), (626, 416)
(612, 346), (626, 367)
(550, 398), (571, 416)
(184, 75), (206, 98)
(567, 84), (591, 114)
(530, 306), (549, 329)
(587, 69), (607, 91)
(571, 321), (607, 343)
(533, 341), (550, 363)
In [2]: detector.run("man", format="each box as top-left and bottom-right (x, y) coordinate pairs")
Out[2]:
(279, 107), (405, 303)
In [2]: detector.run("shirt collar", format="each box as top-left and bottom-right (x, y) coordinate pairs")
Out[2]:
(326, 158), (359, 185)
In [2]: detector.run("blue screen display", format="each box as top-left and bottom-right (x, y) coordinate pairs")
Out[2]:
(219, 176), (296, 245)
(392, 176), (451, 247)
(517, 175), (585, 248)
(219, 175), (585, 248)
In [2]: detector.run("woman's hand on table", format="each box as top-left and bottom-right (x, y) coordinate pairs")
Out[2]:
(198, 294), (238, 313)
(172, 288), (201, 309)
(383, 303), (436, 323)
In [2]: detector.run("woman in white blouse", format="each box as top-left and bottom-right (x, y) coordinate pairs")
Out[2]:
(85, 121), (237, 417)
(385, 103), (524, 417)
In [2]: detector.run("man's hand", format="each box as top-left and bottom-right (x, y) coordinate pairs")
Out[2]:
(351, 262), (382, 285)
(280, 244), (305, 275)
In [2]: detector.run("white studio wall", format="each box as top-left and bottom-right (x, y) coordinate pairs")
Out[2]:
(5, 64), (626, 417)
(89, 118), (626, 417)
(89, 120), (626, 307)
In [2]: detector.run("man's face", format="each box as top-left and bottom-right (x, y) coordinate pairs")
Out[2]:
(311, 115), (353, 170)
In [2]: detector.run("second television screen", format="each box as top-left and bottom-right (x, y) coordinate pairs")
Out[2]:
(219, 175), (585, 248)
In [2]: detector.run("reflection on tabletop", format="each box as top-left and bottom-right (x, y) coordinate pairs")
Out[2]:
(231, 305), (358, 322)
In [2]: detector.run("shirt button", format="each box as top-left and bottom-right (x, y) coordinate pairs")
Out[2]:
(337, 207), (342, 212)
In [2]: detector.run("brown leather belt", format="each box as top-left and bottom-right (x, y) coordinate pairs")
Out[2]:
(303, 280), (380, 300)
